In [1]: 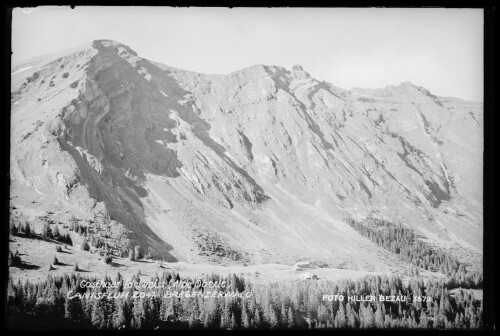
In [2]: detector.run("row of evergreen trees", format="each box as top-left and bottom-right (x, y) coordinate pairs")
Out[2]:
(7, 271), (483, 329)
(10, 220), (73, 245)
(11, 213), (149, 262)
(345, 217), (482, 288)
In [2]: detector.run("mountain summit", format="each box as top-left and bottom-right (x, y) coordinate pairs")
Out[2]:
(10, 40), (483, 268)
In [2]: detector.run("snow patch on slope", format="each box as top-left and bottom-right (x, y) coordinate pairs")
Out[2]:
(136, 66), (151, 82)
(11, 66), (32, 75)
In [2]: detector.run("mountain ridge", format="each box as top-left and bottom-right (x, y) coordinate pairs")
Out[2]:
(10, 39), (483, 270)
(13, 39), (481, 103)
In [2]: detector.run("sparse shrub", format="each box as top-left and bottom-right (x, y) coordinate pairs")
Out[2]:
(70, 81), (78, 89)
(81, 241), (90, 251)
(53, 256), (59, 265)
(74, 263), (79, 271)
(56, 245), (63, 252)
(104, 255), (113, 264)
(8, 252), (21, 266)
(62, 72), (69, 78)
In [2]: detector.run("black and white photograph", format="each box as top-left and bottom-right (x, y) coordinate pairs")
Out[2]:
(7, 6), (489, 330)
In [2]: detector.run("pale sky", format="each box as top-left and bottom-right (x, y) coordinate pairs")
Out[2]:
(12, 7), (484, 101)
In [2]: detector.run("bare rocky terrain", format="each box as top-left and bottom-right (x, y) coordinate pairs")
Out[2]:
(10, 40), (483, 278)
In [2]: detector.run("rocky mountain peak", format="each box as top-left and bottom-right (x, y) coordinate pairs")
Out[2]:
(228, 64), (271, 80)
(399, 80), (417, 88)
(384, 81), (434, 97)
(92, 39), (139, 56)
(290, 63), (310, 79)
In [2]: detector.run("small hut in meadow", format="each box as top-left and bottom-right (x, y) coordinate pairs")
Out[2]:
(293, 261), (311, 272)
(299, 272), (318, 280)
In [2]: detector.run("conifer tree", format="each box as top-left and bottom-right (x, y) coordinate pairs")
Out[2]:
(317, 304), (329, 328)
(128, 248), (135, 261)
(374, 304), (385, 328)
(254, 307), (262, 328)
(65, 295), (84, 323)
(24, 222), (31, 236)
(346, 302), (359, 328)
(188, 312), (197, 329)
(134, 246), (142, 260)
(335, 302), (347, 328)
(241, 304), (251, 328)
(10, 221), (19, 236)
(220, 301), (230, 329)
(287, 307), (296, 328)
(268, 307), (279, 329)
(229, 313), (237, 329)
(43, 222), (52, 238)
(53, 225), (60, 238)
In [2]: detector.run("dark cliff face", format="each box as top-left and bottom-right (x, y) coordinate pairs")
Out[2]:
(56, 41), (186, 260)
(66, 40), (182, 178)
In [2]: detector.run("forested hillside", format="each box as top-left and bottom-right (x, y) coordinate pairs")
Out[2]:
(7, 271), (483, 329)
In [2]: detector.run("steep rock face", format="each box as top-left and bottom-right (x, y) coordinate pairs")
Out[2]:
(10, 40), (483, 266)
(187, 64), (481, 217)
